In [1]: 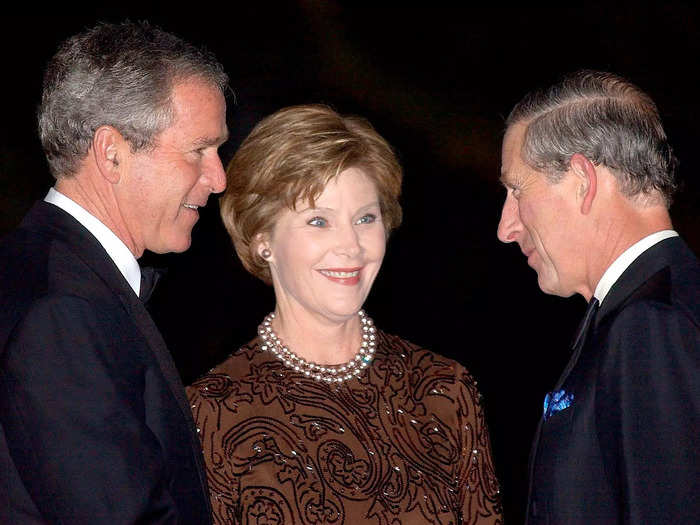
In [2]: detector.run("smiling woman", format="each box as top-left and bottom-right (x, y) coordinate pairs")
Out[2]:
(186, 105), (503, 524)
(263, 167), (386, 331)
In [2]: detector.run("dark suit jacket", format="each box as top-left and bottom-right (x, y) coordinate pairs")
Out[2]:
(0, 201), (212, 523)
(526, 236), (700, 524)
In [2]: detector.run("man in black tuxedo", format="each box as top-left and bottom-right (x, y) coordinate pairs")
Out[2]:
(0, 21), (229, 523)
(497, 71), (699, 524)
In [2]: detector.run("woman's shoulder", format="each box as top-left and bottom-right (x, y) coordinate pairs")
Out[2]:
(372, 330), (489, 431)
(375, 329), (478, 386)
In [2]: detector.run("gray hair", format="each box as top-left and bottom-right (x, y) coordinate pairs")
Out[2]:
(506, 70), (677, 206)
(38, 20), (229, 178)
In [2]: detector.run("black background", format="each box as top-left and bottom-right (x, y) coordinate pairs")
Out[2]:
(2, 5), (699, 521)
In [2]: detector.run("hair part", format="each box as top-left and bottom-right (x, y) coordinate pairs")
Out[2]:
(506, 70), (677, 206)
(220, 104), (403, 284)
(38, 20), (229, 178)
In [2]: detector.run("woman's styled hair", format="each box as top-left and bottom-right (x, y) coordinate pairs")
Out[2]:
(220, 104), (403, 284)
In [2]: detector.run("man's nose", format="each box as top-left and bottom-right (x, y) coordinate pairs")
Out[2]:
(497, 193), (521, 243)
(204, 153), (226, 194)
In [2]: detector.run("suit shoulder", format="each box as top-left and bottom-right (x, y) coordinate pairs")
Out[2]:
(597, 293), (700, 374)
(1, 243), (120, 330)
(615, 264), (700, 331)
(0, 227), (51, 289)
(5, 233), (117, 300)
(670, 257), (700, 325)
(10, 293), (127, 344)
(3, 293), (147, 377)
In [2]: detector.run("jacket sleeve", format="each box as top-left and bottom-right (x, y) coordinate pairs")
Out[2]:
(595, 300), (700, 524)
(0, 294), (179, 523)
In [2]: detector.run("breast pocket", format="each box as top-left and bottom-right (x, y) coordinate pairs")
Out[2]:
(540, 403), (576, 446)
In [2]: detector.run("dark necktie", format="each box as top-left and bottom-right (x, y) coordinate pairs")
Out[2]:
(572, 297), (600, 350)
(555, 297), (600, 390)
(139, 266), (165, 303)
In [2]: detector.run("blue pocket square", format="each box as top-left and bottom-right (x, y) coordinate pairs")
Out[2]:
(543, 389), (574, 420)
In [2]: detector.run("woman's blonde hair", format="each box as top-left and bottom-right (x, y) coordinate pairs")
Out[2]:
(220, 104), (403, 284)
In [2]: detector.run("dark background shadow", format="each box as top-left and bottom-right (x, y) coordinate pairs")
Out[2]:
(2, 5), (698, 521)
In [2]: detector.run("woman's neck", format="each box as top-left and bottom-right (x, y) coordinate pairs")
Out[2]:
(270, 306), (362, 365)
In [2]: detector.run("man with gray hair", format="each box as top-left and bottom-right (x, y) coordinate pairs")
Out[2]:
(498, 71), (699, 524)
(0, 21), (228, 522)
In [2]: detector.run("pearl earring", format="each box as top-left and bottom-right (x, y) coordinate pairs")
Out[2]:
(261, 248), (271, 259)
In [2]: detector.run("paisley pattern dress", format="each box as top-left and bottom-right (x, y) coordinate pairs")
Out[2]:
(187, 330), (503, 524)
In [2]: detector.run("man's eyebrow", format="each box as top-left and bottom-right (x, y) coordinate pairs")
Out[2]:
(193, 131), (229, 148)
(499, 168), (522, 188)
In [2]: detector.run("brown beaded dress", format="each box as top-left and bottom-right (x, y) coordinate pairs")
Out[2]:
(187, 329), (503, 524)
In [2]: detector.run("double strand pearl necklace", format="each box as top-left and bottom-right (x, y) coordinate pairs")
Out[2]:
(258, 310), (377, 383)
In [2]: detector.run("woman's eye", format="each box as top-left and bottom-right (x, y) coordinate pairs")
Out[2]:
(308, 217), (327, 227)
(356, 214), (377, 225)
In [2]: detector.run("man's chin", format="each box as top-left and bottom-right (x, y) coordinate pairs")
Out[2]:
(537, 276), (577, 298)
(150, 235), (193, 255)
(171, 238), (193, 254)
(537, 273), (561, 296)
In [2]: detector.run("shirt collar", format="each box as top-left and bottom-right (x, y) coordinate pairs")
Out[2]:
(593, 230), (678, 305)
(45, 187), (141, 296)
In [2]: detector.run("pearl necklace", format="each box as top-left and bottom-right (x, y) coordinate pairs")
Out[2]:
(257, 310), (377, 383)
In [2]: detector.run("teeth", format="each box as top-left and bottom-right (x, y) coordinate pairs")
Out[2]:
(183, 203), (199, 210)
(320, 270), (359, 278)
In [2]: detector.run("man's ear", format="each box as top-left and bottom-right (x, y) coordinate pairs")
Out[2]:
(569, 153), (597, 215)
(92, 126), (126, 184)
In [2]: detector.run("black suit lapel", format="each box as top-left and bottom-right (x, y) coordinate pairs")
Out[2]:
(525, 297), (598, 522)
(20, 202), (210, 497)
(116, 288), (211, 500)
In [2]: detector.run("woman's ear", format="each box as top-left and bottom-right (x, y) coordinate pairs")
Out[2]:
(255, 232), (272, 260)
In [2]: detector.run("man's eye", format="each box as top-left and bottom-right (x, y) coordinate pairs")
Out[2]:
(356, 214), (377, 225)
(308, 217), (327, 227)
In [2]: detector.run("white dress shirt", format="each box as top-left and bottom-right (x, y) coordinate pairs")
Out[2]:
(45, 188), (141, 296)
(593, 230), (679, 305)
